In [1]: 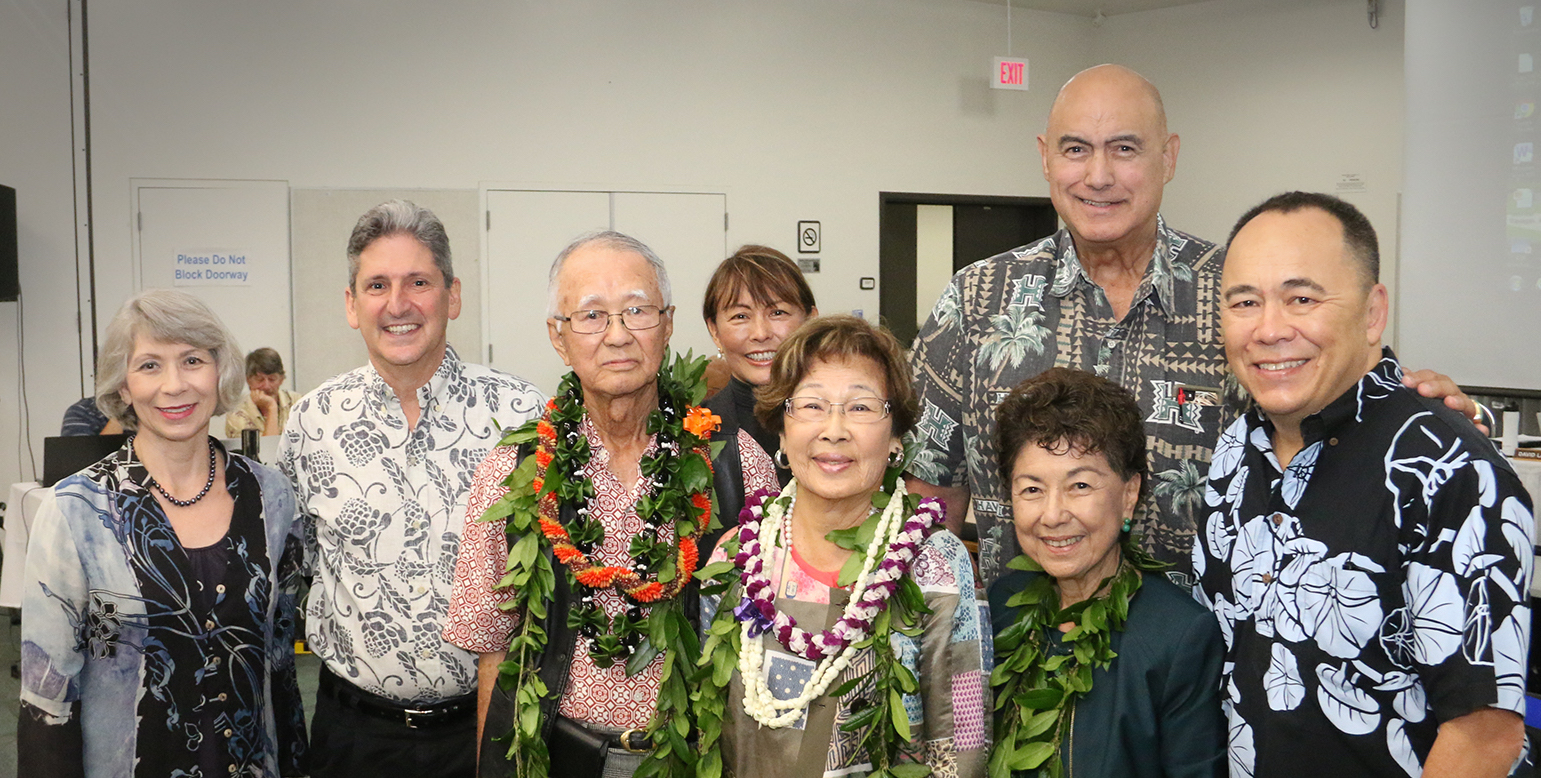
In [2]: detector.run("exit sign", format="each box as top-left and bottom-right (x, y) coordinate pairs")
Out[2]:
(992, 57), (1029, 91)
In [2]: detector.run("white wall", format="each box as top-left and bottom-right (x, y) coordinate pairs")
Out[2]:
(80, 0), (1093, 339)
(1, 0), (1413, 489)
(915, 204), (956, 325)
(1, 0), (80, 487)
(1094, 0), (1407, 338)
(3, 0), (1096, 488)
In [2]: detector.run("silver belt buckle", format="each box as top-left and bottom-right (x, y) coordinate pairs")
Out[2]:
(403, 707), (436, 729)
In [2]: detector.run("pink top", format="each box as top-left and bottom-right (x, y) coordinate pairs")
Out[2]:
(444, 423), (777, 728)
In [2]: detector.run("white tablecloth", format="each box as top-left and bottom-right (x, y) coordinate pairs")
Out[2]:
(1510, 459), (1541, 597)
(1515, 458), (1541, 504)
(2, 481), (49, 609)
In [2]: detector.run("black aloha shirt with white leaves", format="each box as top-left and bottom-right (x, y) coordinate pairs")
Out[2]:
(1193, 349), (1534, 777)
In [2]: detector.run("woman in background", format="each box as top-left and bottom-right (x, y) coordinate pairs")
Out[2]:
(20, 289), (307, 778)
(701, 244), (817, 530)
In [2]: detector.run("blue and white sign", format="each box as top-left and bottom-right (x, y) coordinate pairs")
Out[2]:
(173, 248), (255, 286)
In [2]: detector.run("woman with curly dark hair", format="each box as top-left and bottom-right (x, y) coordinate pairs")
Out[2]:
(988, 367), (1223, 778)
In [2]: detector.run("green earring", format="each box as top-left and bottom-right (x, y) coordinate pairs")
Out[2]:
(1121, 517), (1132, 533)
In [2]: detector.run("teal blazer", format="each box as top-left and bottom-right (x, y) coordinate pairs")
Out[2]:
(989, 570), (1226, 778)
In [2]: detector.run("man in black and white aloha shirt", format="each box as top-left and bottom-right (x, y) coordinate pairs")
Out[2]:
(1194, 191), (1533, 777)
(278, 200), (543, 778)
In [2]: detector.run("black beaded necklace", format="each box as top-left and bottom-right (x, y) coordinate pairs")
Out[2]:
(134, 435), (219, 507)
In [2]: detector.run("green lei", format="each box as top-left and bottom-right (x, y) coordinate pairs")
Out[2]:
(480, 351), (734, 777)
(988, 543), (1165, 778)
(695, 465), (936, 778)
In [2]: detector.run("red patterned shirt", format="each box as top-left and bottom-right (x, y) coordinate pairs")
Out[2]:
(445, 420), (776, 727)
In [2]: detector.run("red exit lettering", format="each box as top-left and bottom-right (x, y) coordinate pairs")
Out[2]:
(1000, 61), (1024, 85)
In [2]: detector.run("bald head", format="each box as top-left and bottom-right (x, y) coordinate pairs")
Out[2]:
(1048, 64), (1167, 136)
(1038, 64), (1179, 257)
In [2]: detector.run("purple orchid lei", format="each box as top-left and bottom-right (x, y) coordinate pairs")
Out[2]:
(730, 486), (946, 661)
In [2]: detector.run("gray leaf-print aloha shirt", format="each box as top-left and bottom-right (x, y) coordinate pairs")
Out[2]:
(278, 346), (543, 703)
(908, 217), (1232, 588)
(1193, 350), (1534, 777)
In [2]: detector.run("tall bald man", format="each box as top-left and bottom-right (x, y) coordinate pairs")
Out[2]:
(907, 64), (1474, 588)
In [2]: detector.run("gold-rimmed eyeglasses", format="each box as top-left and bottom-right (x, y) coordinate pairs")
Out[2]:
(783, 396), (891, 424)
(553, 305), (666, 334)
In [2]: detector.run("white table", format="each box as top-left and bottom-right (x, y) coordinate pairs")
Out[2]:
(0, 437), (278, 611)
(2, 481), (49, 609)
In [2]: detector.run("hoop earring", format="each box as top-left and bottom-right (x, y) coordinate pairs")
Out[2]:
(774, 449), (789, 469)
(887, 449), (904, 467)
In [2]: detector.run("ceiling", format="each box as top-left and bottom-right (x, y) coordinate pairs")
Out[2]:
(971, 0), (1213, 19)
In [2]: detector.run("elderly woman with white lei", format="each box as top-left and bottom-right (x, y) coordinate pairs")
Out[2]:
(697, 315), (990, 778)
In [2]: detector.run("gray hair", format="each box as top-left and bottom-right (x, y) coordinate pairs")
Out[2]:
(546, 230), (673, 319)
(346, 199), (453, 289)
(95, 289), (247, 430)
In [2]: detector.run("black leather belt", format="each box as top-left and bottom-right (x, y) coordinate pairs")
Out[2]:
(319, 665), (475, 729)
(614, 728), (653, 754)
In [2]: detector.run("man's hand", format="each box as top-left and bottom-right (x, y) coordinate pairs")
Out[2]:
(252, 388), (278, 416)
(1403, 368), (1488, 435)
(905, 476), (970, 535)
(474, 650), (506, 767)
(252, 389), (283, 436)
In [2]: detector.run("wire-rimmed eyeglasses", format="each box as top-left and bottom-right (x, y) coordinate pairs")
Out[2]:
(783, 396), (892, 424)
(553, 305), (667, 334)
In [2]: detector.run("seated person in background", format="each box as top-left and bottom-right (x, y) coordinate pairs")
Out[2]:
(224, 346), (298, 437)
(989, 367), (1224, 778)
(701, 244), (817, 529)
(60, 396), (123, 435)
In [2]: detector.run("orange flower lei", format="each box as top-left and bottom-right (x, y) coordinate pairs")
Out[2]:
(491, 352), (727, 775)
(683, 406), (722, 438)
(533, 399), (713, 605)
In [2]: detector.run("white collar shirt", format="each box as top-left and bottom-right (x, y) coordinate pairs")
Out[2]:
(278, 346), (544, 703)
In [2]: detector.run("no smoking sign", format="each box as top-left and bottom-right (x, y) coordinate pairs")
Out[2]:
(797, 220), (821, 254)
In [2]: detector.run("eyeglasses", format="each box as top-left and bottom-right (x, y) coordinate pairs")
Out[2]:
(553, 305), (667, 334)
(783, 396), (891, 424)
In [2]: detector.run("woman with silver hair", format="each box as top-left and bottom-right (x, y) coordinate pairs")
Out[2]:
(20, 289), (307, 777)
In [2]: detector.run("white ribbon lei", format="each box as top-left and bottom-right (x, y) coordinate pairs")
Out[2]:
(738, 478), (912, 729)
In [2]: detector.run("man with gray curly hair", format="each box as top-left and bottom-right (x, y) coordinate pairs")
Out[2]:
(278, 200), (544, 777)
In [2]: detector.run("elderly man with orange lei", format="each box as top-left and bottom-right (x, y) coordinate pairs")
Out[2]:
(443, 231), (778, 778)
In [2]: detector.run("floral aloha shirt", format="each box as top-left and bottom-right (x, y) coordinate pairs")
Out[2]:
(20, 439), (307, 777)
(908, 217), (1232, 588)
(1193, 350), (1535, 777)
(278, 345), (544, 703)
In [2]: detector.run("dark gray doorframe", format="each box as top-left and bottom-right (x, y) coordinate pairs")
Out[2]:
(878, 192), (1057, 347)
